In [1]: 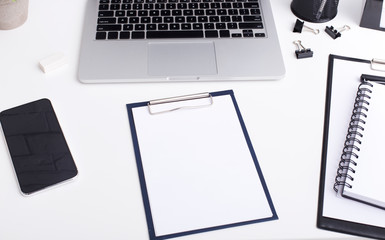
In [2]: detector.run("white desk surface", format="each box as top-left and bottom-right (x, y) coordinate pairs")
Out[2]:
(0, 0), (383, 239)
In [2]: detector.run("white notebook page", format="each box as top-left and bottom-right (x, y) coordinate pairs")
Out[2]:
(132, 94), (273, 237)
(343, 81), (385, 207)
(381, 1), (385, 28)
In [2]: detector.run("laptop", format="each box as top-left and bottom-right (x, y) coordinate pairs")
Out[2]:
(78, 0), (285, 83)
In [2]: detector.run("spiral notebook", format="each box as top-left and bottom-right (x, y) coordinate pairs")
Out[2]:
(126, 90), (277, 240)
(317, 55), (385, 239)
(335, 78), (385, 209)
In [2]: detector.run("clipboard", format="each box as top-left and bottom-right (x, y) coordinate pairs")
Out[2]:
(317, 55), (385, 239)
(126, 90), (277, 240)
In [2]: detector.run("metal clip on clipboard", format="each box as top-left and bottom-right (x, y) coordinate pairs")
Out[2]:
(371, 59), (385, 72)
(147, 92), (213, 115)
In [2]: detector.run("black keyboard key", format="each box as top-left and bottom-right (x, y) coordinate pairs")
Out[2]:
(123, 24), (134, 30)
(233, 2), (243, 8)
(198, 16), (208, 22)
(239, 9), (249, 15)
(219, 30), (230, 37)
(187, 16), (197, 22)
(227, 22), (237, 29)
(122, 4), (131, 10)
(205, 30), (218, 38)
(255, 33), (265, 37)
(116, 30), (129, 38)
(228, 9), (238, 15)
(181, 23), (192, 29)
(231, 16), (242, 22)
(220, 16), (231, 22)
(135, 24), (145, 30)
(215, 23), (226, 29)
(144, 3), (154, 9)
(175, 16), (185, 22)
(164, 16), (174, 22)
(239, 22), (263, 29)
(98, 18), (117, 24)
(133, 3), (142, 9)
(129, 17), (140, 23)
(127, 10), (137, 16)
(111, 4), (121, 10)
(98, 11), (114, 17)
(108, 32), (119, 39)
(150, 10), (160, 16)
(242, 29), (253, 37)
(166, 3), (177, 9)
(153, 17), (163, 23)
(244, 2), (259, 8)
(243, 15), (261, 22)
(177, 3), (187, 9)
(141, 17), (151, 23)
(96, 32), (107, 40)
(222, 2), (231, 8)
(183, 10), (193, 15)
(118, 17), (128, 23)
(138, 10), (149, 16)
(116, 11), (126, 16)
(155, 3), (165, 9)
(250, 8), (261, 14)
(158, 24), (168, 30)
(172, 10), (182, 15)
(132, 32), (145, 38)
(204, 23), (214, 29)
(97, 24), (122, 31)
(188, 3), (198, 8)
(161, 10), (171, 15)
(232, 33), (242, 37)
(195, 9), (205, 15)
(210, 2), (221, 8)
(147, 24), (157, 30)
(170, 23), (180, 29)
(99, 4), (109, 10)
(193, 23), (203, 29)
(146, 30), (204, 38)
(209, 16), (219, 22)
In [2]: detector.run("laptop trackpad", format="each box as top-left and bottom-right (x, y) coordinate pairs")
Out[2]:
(148, 42), (218, 77)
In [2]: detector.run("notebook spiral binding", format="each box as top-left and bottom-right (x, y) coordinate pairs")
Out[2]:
(333, 81), (374, 192)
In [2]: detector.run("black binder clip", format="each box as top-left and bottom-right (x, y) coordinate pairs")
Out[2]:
(325, 25), (350, 39)
(293, 19), (319, 34)
(293, 40), (313, 59)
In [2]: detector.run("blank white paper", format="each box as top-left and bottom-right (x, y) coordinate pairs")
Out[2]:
(132, 94), (273, 237)
(381, 1), (385, 28)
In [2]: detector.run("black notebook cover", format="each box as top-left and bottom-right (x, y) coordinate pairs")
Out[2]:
(317, 55), (385, 239)
(360, 0), (385, 32)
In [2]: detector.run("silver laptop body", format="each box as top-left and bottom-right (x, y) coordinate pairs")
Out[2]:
(78, 0), (285, 83)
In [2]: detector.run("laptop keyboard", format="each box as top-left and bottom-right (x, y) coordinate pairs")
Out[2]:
(96, 0), (266, 39)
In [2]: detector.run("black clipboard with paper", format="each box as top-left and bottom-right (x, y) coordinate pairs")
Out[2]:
(317, 55), (385, 239)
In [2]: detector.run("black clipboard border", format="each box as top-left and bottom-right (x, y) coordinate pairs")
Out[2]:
(126, 90), (278, 240)
(317, 54), (385, 240)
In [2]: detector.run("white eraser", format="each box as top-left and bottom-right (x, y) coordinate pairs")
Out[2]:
(39, 53), (68, 73)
